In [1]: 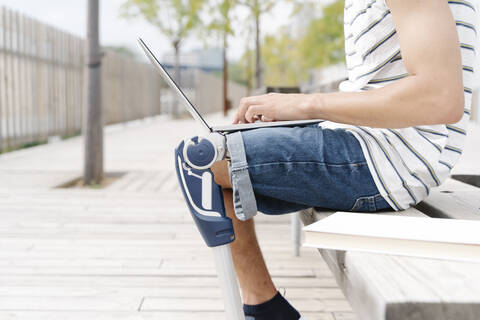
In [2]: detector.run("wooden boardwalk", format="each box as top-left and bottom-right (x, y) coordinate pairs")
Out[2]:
(0, 115), (355, 320)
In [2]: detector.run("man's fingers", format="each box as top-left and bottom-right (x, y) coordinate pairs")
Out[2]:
(261, 115), (274, 122)
(237, 96), (259, 123)
(235, 94), (277, 124)
(245, 105), (268, 123)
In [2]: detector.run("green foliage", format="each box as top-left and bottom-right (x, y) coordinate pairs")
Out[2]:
(261, 32), (303, 86)
(205, 0), (234, 38)
(61, 131), (82, 140)
(0, 140), (48, 154)
(299, 0), (345, 68)
(235, 0), (345, 87)
(120, 0), (206, 47)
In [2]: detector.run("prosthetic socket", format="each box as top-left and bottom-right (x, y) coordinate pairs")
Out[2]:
(174, 133), (235, 247)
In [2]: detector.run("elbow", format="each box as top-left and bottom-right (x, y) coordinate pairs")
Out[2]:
(444, 104), (464, 124)
(432, 86), (464, 124)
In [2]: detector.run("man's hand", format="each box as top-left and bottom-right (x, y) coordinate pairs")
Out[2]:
(233, 93), (317, 124)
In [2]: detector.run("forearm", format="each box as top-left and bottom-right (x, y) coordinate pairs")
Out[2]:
(306, 74), (464, 129)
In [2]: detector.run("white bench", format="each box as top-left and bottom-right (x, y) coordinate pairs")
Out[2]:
(298, 177), (480, 320)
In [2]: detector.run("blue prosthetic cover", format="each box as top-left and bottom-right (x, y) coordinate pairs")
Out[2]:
(174, 138), (235, 247)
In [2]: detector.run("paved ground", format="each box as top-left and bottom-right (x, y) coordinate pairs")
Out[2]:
(0, 114), (356, 320)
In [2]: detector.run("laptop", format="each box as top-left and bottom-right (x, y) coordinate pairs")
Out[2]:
(138, 38), (323, 133)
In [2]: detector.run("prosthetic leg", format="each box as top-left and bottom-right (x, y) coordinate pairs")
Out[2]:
(174, 133), (245, 320)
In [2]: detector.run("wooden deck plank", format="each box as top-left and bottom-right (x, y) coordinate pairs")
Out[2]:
(141, 297), (347, 312)
(417, 189), (480, 220)
(0, 266), (317, 277)
(0, 287), (345, 299)
(0, 311), (339, 320)
(0, 297), (142, 311)
(0, 275), (338, 288)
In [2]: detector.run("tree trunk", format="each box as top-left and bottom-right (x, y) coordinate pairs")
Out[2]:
(222, 33), (228, 116)
(173, 41), (180, 117)
(246, 37), (252, 96)
(254, 2), (262, 89)
(83, 0), (103, 185)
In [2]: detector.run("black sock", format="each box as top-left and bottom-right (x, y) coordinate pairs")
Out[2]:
(243, 291), (301, 320)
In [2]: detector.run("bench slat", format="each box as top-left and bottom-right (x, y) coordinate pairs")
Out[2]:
(417, 189), (480, 220)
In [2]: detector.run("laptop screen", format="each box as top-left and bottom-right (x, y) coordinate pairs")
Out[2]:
(138, 38), (212, 133)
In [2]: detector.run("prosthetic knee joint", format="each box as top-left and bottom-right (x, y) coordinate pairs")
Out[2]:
(174, 133), (235, 247)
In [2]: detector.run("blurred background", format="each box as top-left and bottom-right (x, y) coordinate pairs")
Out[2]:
(0, 0), (478, 155)
(0, 0), (371, 155)
(0, 1), (478, 319)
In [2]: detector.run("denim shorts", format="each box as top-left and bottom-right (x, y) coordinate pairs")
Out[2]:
(226, 125), (392, 221)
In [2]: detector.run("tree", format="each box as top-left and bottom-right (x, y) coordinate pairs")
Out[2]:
(237, 0), (276, 89)
(121, 0), (205, 116)
(205, 0), (235, 116)
(84, 0), (104, 186)
(236, 0), (345, 87)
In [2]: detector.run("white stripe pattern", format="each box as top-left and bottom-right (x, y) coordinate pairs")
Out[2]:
(321, 0), (478, 210)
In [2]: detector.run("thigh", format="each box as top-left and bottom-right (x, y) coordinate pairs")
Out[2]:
(240, 125), (391, 213)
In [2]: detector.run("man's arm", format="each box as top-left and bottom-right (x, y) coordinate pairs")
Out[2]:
(235, 0), (464, 128)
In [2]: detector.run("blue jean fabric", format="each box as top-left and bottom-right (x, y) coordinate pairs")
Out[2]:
(226, 125), (392, 221)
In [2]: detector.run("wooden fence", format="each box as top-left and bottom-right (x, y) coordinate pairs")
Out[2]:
(0, 7), (162, 153)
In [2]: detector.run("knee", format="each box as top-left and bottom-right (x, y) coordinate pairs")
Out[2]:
(211, 160), (232, 189)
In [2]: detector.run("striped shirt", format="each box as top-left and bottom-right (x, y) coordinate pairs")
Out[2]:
(321, 0), (478, 210)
